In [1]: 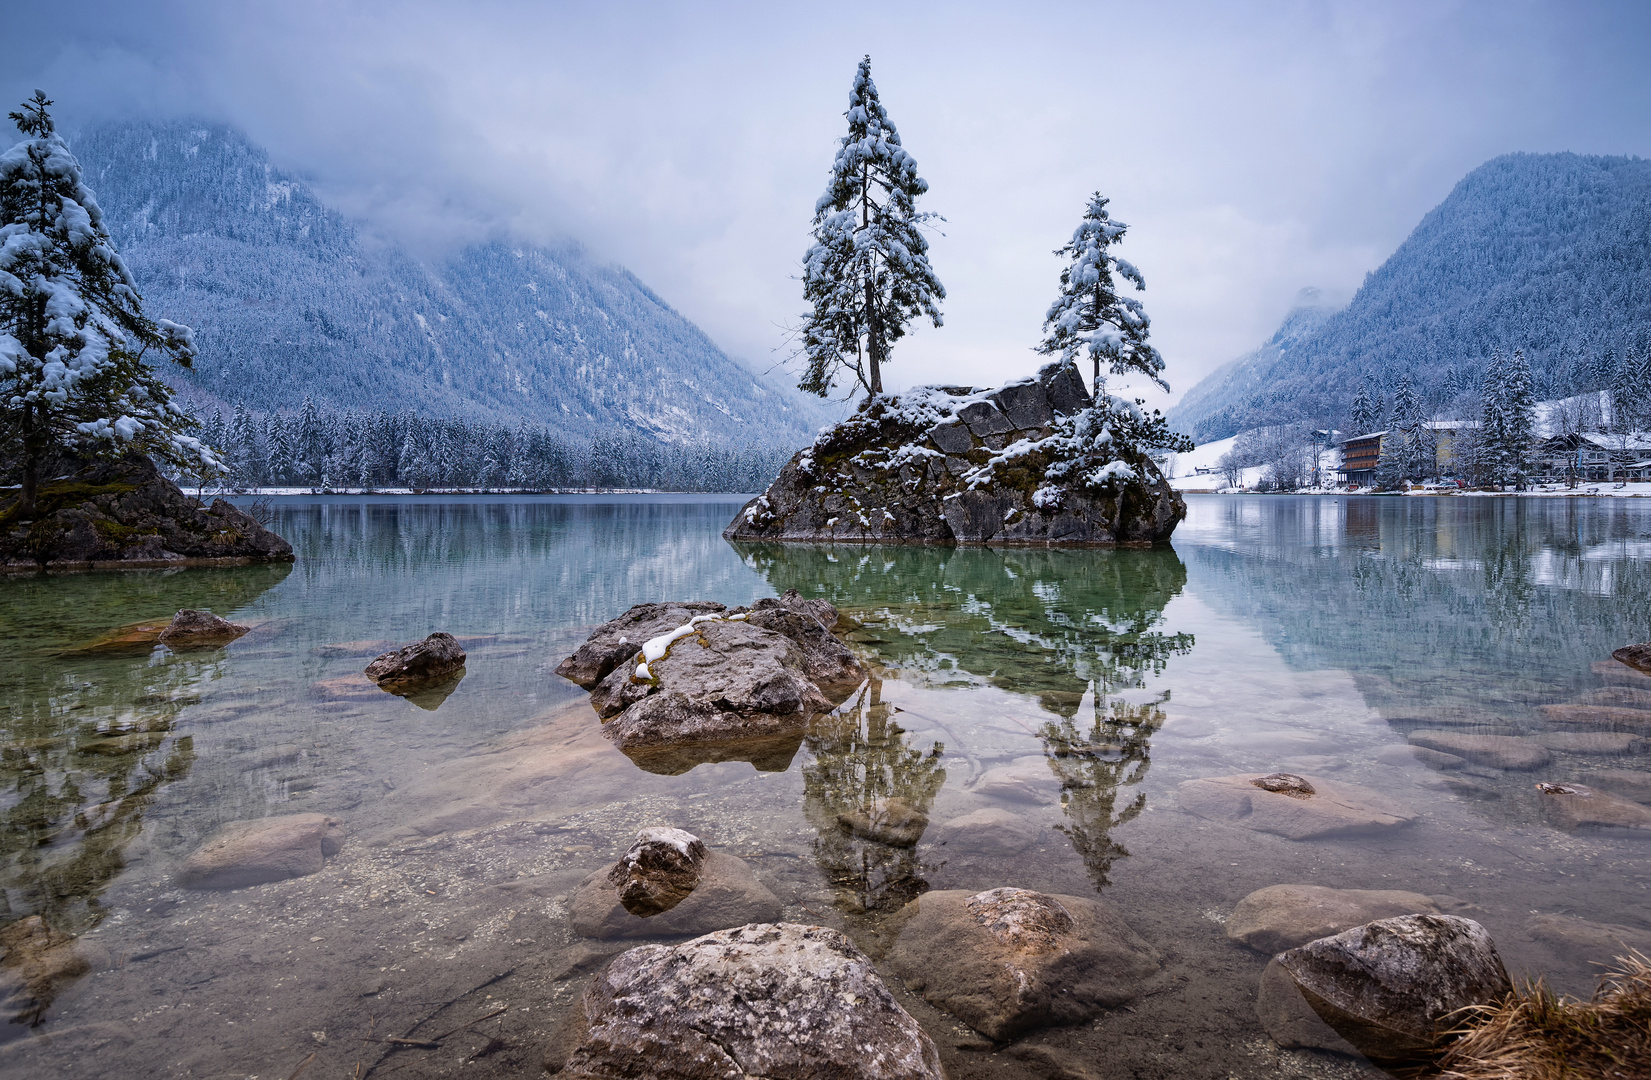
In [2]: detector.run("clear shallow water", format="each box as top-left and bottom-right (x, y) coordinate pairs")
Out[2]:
(1, 493), (1649, 1078)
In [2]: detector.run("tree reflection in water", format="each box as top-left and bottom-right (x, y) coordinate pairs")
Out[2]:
(734, 542), (1192, 895)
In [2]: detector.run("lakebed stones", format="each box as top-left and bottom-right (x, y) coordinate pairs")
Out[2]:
(838, 797), (930, 848)
(1537, 731), (1645, 755)
(1227, 885), (1442, 954)
(156, 609), (249, 647)
(724, 362), (1185, 547)
(1, 452), (292, 571)
(556, 922), (944, 1080)
(1176, 772), (1418, 839)
(1612, 641), (1651, 676)
(176, 813), (345, 889)
(1274, 914), (1512, 1064)
(1406, 730), (1551, 770)
(886, 887), (1163, 1040)
(1592, 767), (1651, 803)
(1535, 782), (1651, 832)
(363, 632), (467, 690)
(563, 593), (864, 770)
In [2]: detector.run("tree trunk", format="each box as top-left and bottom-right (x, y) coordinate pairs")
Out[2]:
(866, 275), (882, 396)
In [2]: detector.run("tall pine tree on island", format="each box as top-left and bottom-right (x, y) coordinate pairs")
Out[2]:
(0, 92), (218, 518)
(1036, 194), (1166, 394)
(799, 56), (944, 400)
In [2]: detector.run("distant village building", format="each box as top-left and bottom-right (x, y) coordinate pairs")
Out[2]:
(1533, 432), (1651, 482)
(1424, 420), (1476, 475)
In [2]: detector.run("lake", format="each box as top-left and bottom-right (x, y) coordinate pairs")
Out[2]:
(2, 493), (1649, 1079)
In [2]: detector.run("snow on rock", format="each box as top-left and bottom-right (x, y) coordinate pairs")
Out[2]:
(725, 362), (1184, 545)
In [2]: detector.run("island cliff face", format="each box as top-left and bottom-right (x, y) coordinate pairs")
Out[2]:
(725, 363), (1185, 546)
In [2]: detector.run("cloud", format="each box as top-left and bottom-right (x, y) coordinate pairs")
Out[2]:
(6, 0), (1650, 407)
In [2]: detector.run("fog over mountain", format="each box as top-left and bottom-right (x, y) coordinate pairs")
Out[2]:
(71, 120), (840, 445)
(1170, 152), (1651, 443)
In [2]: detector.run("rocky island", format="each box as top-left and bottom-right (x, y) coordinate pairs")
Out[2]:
(724, 362), (1185, 546)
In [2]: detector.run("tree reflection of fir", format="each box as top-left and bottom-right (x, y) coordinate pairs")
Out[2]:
(802, 680), (946, 920)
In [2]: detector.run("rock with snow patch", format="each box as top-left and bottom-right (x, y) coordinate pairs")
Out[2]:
(555, 601), (728, 690)
(724, 362), (1185, 546)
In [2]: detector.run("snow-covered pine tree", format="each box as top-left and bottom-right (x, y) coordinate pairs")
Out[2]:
(1349, 377), (1379, 435)
(1036, 193), (1165, 394)
(0, 91), (218, 517)
(1613, 346), (1649, 432)
(799, 56), (944, 400)
(1479, 349), (1535, 487)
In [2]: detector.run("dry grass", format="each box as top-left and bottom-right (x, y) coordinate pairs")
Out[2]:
(1433, 952), (1651, 1079)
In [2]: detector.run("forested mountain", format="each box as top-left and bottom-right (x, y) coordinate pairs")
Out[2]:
(69, 120), (837, 445)
(1171, 153), (1651, 443)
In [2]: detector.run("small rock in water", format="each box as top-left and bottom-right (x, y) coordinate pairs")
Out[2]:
(1227, 884), (1442, 954)
(1612, 642), (1651, 677)
(1275, 914), (1512, 1064)
(176, 813), (345, 889)
(1250, 773), (1315, 798)
(1590, 768), (1651, 804)
(606, 828), (707, 917)
(1406, 730), (1551, 770)
(156, 609), (249, 647)
(886, 887), (1163, 1040)
(1540, 704), (1651, 732)
(1535, 782), (1651, 832)
(363, 632), (466, 689)
(1524, 913), (1651, 967)
(1536, 731), (1644, 755)
(971, 762), (1059, 805)
(1177, 773), (1417, 839)
(569, 847), (783, 940)
(556, 923), (944, 1079)
(838, 797), (930, 848)
(930, 806), (1039, 855)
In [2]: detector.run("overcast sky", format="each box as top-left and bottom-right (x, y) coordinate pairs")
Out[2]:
(7, 0), (1650, 406)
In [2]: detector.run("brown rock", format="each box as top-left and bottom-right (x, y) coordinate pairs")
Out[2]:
(1406, 730), (1551, 770)
(156, 609), (249, 647)
(569, 851), (783, 940)
(1542, 704), (1651, 732)
(176, 813), (345, 889)
(930, 807), (1039, 856)
(0, 916), (97, 1033)
(1255, 958), (1361, 1055)
(1537, 731), (1645, 755)
(561, 923), (944, 1079)
(838, 797), (930, 848)
(554, 601), (728, 689)
(1275, 915), (1512, 1064)
(1591, 768), (1651, 804)
(1535, 782), (1651, 832)
(1226, 885), (1442, 954)
(1612, 642), (1651, 677)
(363, 632), (466, 688)
(1524, 913), (1651, 965)
(972, 762), (1059, 805)
(1176, 773), (1418, 839)
(886, 887), (1163, 1040)
(606, 828), (707, 917)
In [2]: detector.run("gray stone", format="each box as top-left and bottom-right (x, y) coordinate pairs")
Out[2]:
(1275, 915), (1512, 1064)
(363, 632), (466, 689)
(736, 593), (865, 702)
(559, 923), (944, 1079)
(972, 762), (1059, 805)
(157, 609), (249, 647)
(991, 379), (1055, 429)
(931, 806), (1038, 855)
(569, 851), (782, 940)
(1537, 731), (1644, 755)
(887, 887), (1163, 1040)
(1540, 704), (1651, 732)
(837, 796), (930, 848)
(1255, 958), (1361, 1055)
(1591, 768), (1651, 804)
(1407, 730), (1551, 770)
(1575, 685), (1651, 709)
(605, 828), (706, 917)
(927, 419), (974, 454)
(956, 400), (1015, 437)
(1524, 913), (1651, 965)
(176, 813), (344, 889)
(1612, 642), (1651, 676)
(555, 601), (727, 689)
(1227, 885), (1441, 954)
(1177, 773), (1417, 839)
(1535, 782), (1651, 831)
(1040, 362), (1091, 415)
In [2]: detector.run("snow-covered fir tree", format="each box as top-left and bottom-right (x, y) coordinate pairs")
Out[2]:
(1348, 376), (1380, 435)
(0, 92), (218, 516)
(1478, 349), (1536, 487)
(1036, 193), (1166, 394)
(798, 56), (944, 400)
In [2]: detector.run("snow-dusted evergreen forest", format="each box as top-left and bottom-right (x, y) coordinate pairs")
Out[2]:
(1171, 153), (1651, 442)
(68, 121), (838, 450)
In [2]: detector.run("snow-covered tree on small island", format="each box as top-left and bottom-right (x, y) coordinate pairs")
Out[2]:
(798, 56), (944, 400)
(1036, 193), (1166, 395)
(0, 91), (218, 519)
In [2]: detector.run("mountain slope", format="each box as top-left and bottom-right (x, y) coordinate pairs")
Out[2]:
(70, 120), (837, 444)
(1171, 153), (1651, 442)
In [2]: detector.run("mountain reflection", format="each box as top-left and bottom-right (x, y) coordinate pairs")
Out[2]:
(733, 542), (1193, 893)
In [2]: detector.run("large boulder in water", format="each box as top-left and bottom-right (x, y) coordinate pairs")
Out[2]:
(0, 452), (292, 571)
(364, 632), (467, 689)
(556, 601), (729, 689)
(724, 362), (1185, 546)
(553, 922), (944, 1079)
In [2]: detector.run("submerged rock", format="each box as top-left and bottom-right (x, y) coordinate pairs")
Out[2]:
(0, 916), (108, 1035)
(724, 363), (1185, 546)
(1591, 768), (1651, 804)
(1535, 782), (1651, 832)
(1540, 704), (1651, 732)
(556, 923), (944, 1079)
(1524, 913), (1651, 966)
(886, 887), (1163, 1040)
(176, 813), (345, 889)
(838, 796), (929, 848)
(1176, 772), (1417, 839)
(1536, 731), (1644, 755)
(930, 806), (1040, 856)
(1612, 642), (1651, 676)
(363, 632), (466, 689)
(156, 609), (249, 647)
(1255, 958), (1361, 1056)
(1275, 914), (1512, 1064)
(1406, 730), (1551, 770)
(1227, 884), (1442, 954)
(0, 452), (292, 571)
(569, 847), (783, 940)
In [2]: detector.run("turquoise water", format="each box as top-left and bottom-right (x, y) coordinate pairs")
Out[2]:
(1, 493), (1648, 1078)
